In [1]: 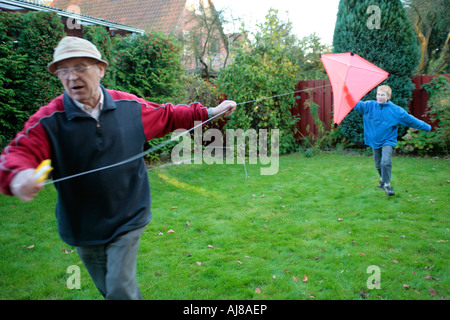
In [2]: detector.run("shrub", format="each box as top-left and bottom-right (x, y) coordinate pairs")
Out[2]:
(397, 75), (450, 155)
(174, 73), (221, 107)
(83, 25), (116, 89)
(114, 32), (184, 104)
(0, 11), (65, 149)
(396, 128), (439, 155)
(423, 75), (450, 152)
(17, 11), (66, 113)
(216, 10), (299, 154)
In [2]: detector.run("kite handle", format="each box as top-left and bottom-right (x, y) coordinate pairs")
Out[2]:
(34, 160), (53, 183)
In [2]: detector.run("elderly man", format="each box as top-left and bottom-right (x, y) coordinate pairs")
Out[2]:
(0, 36), (236, 299)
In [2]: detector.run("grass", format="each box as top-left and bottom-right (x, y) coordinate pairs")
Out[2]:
(0, 152), (448, 300)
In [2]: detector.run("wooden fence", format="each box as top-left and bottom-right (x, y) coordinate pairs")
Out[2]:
(293, 74), (449, 140)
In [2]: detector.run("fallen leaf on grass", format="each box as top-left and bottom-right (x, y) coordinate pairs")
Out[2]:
(392, 260), (399, 263)
(167, 229), (175, 233)
(207, 245), (214, 248)
(303, 274), (308, 282)
(293, 276), (299, 282)
(429, 288), (437, 296)
(196, 262), (202, 266)
(26, 244), (34, 250)
(337, 218), (343, 222)
(360, 291), (369, 298)
(255, 287), (261, 294)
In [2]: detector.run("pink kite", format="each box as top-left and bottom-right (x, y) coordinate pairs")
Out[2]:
(320, 52), (389, 125)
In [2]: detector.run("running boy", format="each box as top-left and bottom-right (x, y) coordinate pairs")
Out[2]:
(354, 85), (431, 195)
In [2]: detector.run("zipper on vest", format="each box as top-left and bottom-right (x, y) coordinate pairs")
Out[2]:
(95, 119), (104, 149)
(96, 120), (103, 139)
(96, 119), (102, 135)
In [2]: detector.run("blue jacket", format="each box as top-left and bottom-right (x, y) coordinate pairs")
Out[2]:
(354, 100), (431, 149)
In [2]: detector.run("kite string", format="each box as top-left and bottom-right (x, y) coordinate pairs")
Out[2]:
(45, 83), (331, 185)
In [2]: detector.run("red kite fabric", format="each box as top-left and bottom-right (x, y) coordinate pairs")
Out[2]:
(320, 53), (389, 125)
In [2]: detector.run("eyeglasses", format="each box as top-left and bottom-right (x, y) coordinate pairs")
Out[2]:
(54, 64), (97, 78)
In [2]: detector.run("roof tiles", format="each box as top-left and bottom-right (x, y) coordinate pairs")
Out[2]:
(50, 0), (188, 34)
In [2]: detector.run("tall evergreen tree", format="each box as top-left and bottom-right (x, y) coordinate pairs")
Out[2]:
(333, 0), (420, 144)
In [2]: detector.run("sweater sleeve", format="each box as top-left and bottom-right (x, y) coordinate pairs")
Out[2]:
(139, 100), (209, 141)
(353, 101), (370, 115)
(397, 107), (432, 132)
(106, 90), (209, 141)
(0, 106), (54, 196)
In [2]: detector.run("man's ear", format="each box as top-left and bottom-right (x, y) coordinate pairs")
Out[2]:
(97, 62), (107, 78)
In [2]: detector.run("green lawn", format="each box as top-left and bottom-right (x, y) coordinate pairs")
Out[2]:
(0, 152), (448, 300)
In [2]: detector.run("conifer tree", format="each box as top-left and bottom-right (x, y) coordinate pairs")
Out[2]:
(333, 0), (420, 144)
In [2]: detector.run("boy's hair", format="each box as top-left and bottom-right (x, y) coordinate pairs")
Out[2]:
(377, 85), (392, 98)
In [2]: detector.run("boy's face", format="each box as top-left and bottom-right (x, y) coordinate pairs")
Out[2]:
(376, 89), (389, 104)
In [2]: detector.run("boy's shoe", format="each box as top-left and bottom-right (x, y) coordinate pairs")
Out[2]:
(384, 185), (395, 196)
(378, 180), (384, 190)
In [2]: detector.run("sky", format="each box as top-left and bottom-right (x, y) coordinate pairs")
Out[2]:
(213, 0), (340, 45)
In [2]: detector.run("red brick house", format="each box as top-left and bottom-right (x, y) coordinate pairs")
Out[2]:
(49, 0), (234, 75)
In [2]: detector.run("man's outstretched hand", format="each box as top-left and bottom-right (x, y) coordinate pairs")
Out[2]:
(212, 100), (237, 118)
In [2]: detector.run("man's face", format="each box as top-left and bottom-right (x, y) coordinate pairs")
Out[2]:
(55, 57), (106, 107)
(376, 89), (389, 104)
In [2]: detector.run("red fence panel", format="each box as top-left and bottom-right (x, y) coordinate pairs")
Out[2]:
(409, 74), (449, 128)
(292, 79), (332, 139)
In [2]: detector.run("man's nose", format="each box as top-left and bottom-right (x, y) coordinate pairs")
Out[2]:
(67, 70), (79, 80)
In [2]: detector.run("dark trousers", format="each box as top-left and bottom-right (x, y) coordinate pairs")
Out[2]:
(373, 145), (393, 184)
(76, 227), (144, 300)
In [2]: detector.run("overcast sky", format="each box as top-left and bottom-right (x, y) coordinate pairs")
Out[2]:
(213, 0), (340, 45)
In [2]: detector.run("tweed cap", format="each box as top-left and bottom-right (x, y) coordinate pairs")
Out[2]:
(48, 36), (108, 74)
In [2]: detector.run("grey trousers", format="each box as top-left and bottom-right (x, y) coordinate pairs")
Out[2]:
(373, 145), (393, 184)
(76, 227), (145, 300)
